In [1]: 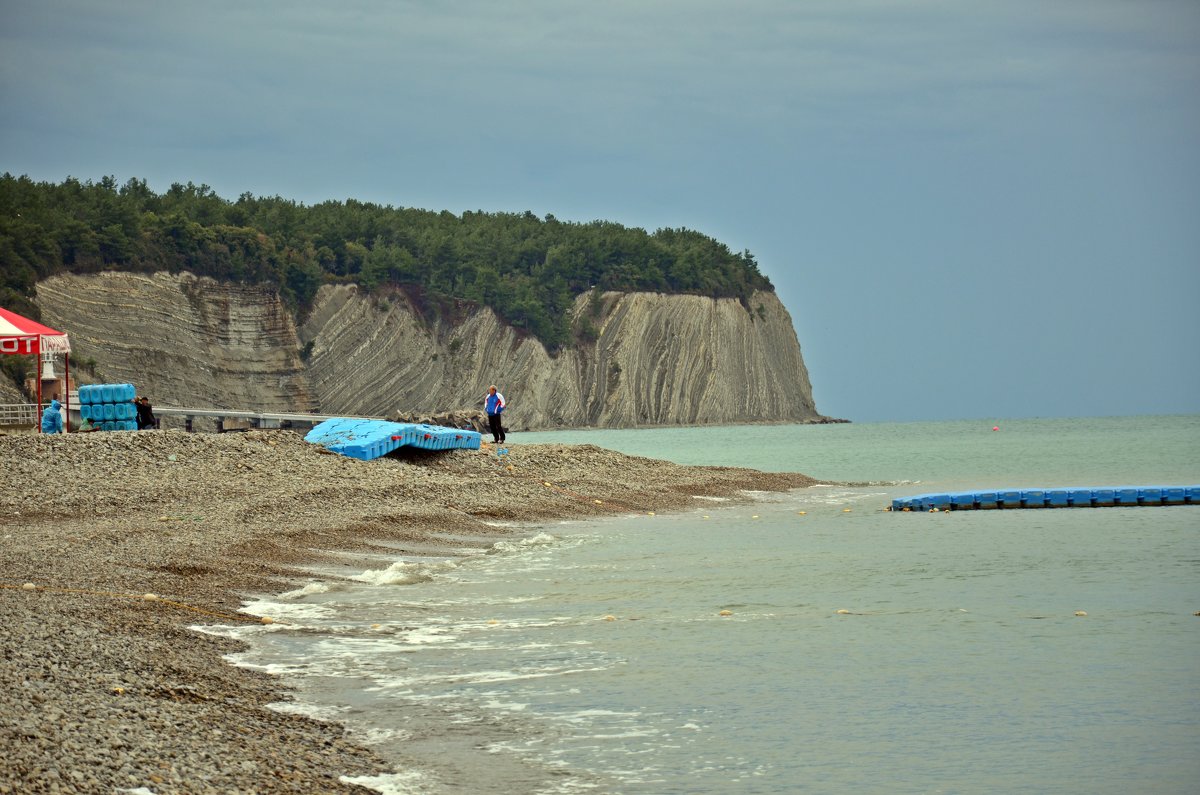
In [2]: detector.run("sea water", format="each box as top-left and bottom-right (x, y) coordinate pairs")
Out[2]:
(207, 416), (1200, 794)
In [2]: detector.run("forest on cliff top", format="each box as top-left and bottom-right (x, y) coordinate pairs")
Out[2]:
(0, 174), (772, 350)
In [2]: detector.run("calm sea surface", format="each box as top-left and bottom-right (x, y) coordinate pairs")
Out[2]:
(210, 415), (1200, 794)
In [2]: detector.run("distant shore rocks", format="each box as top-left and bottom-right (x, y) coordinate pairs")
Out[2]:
(391, 408), (489, 433)
(387, 409), (851, 433)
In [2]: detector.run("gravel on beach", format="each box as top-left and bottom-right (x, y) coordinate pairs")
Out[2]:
(0, 429), (816, 794)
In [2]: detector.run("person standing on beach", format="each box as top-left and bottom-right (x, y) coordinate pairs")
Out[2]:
(484, 385), (506, 444)
(40, 399), (64, 434)
(135, 396), (157, 430)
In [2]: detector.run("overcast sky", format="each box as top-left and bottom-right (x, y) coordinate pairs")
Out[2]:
(3, 0), (1197, 422)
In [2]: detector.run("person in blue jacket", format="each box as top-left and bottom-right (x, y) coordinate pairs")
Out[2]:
(484, 385), (506, 444)
(41, 399), (64, 434)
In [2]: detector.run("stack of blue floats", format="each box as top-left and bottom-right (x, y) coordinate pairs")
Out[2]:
(893, 486), (1200, 512)
(304, 418), (481, 461)
(78, 383), (138, 432)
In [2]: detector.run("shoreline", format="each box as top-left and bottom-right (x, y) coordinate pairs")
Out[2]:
(0, 429), (816, 794)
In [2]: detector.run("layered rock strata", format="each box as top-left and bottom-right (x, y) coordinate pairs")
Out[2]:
(34, 273), (823, 429)
(36, 272), (314, 414)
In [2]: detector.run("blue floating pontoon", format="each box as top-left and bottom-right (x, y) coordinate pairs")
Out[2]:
(304, 418), (482, 461)
(892, 485), (1200, 512)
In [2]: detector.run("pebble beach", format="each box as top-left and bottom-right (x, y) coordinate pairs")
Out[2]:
(0, 428), (816, 794)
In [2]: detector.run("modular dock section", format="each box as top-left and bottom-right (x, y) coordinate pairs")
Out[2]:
(893, 486), (1200, 512)
(304, 418), (481, 460)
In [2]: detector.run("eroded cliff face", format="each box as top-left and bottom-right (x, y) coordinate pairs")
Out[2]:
(36, 272), (314, 413)
(34, 272), (822, 429)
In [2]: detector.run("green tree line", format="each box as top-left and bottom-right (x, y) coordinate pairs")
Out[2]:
(0, 174), (772, 350)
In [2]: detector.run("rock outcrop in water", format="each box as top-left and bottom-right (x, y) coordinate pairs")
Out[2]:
(33, 271), (826, 429)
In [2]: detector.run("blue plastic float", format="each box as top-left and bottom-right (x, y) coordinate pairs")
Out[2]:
(304, 418), (482, 461)
(892, 486), (1200, 511)
(78, 382), (139, 431)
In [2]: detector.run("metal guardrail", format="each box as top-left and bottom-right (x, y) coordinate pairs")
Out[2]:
(0, 402), (386, 432)
(0, 403), (38, 426)
(153, 406), (385, 432)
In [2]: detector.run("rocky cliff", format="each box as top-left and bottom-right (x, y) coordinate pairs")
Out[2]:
(36, 272), (315, 415)
(33, 272), (825, 429)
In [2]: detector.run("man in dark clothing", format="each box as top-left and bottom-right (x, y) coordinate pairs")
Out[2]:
(135, 396), (157, 430)
(484, 385), (506, 444)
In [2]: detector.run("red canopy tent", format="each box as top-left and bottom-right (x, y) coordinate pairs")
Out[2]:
(0, 306), (72, 432)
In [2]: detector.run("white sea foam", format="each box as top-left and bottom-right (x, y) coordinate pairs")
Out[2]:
(482, 697), (530, 712)
(369, 663), (608, 692)
(240, 598), (336, 622)
(491, 531), (559, 552)
(221, 652), (307, 676)
(399, 625), (456, 645)
(351, 558), (458, 586)
(279, 580), (332, 599)
(587, 728), (660, 739)
(339, 769), (429, 795)
(310, 636), (405, 663)
(266, 700), (348, 721)
(490, 594), (544, 604)
(560, 708), (642, 723)
(190, 622), (281, 642)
